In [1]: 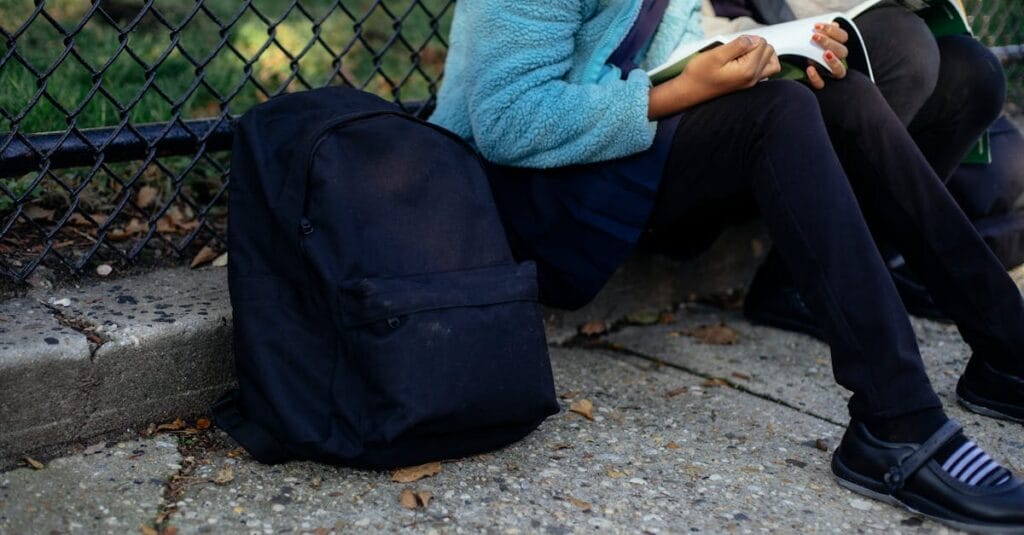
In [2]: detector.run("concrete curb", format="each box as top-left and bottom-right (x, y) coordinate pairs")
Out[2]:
(0, 222), (768, 468)
(0, 268), (235, 468)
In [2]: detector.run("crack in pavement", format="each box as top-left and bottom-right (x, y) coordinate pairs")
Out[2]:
(38, 299), (108, 360)
(559, 324), (846, 429)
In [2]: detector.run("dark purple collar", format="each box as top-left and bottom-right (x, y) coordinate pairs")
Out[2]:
(607, 0), (671, 75)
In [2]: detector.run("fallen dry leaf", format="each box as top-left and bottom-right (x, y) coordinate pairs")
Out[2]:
(391, 461), (442, 483)
(190, 246), (219, 269)
(666, 442), (681, 450)
(578, 320), (608, 336)
(211, 253), (228, 268)
(567, 496), (592, 512)
(701, 378), (729, 388)
(658, 312), (676, 324)
(164, 526), (178, 535)
(399, 488), (432, 509)
(108, 218), (149, 242)
(664, 386), (688, 398)
(24, 206), (55, 221)
(559, 390), (580, 400)
(732, 371), (752, 381)
(137, 186), (159, 208)
(140, 525), (158, 535)
(551, 443), (573, 451)
(399, 488), (418, 509)
(226, 447), (246, 458)
(156, 216), (176, 233)
(24, 456), (44, 470)
(195, 418), (211, 430)
(156, 417), (186, 432)
(605, 468), (627, 479)
(682, 323), (740, 345)
(569, 398), (595, 421)
(213, 465), (234, 485)
(310, 476), (322, 489)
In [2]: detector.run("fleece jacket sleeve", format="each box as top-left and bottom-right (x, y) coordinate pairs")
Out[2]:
(463, 0), (657, 168)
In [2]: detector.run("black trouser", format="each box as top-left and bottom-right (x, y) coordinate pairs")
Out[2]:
(648, 75), (1024, 422)
(855, 4), (1006, 181)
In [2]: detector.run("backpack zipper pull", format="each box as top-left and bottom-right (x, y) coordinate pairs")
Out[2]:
(299, 218), (314, 236)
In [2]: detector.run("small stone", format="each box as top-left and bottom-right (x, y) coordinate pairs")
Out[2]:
(849, 498), (873, 511)
(51, 298), (72, 307)
(271, 504), (285, 513)
(708, 474), (723, 481)
(96, 264), (113, 276)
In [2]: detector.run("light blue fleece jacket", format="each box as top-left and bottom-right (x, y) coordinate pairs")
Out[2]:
(428, 0), (703, 169)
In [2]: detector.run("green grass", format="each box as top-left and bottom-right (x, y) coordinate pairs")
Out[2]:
(0, 0), (453, 134)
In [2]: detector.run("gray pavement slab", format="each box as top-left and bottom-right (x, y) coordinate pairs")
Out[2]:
(607, 306), (1024, 475)
(165, 348), (947, 534)
(0, 437), (181, 534)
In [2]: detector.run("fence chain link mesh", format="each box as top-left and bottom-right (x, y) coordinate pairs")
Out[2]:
(0, 1), (1020, 283)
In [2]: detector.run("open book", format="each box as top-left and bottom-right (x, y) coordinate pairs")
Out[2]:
(647, 0), (987, 162)
(647, 14), (872, 86)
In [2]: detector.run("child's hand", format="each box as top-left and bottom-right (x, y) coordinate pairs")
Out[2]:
(806, 22), (849, 89)
(649, 35), (780, 118)
(688, 35), (782, 93)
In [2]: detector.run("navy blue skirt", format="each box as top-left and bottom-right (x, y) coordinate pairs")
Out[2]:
(486, 116), (680, 310)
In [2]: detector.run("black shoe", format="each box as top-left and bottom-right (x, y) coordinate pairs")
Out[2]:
(743, 253), (827, 341)
(889, 259), (949, 323)
(832, 420), (1024, 533)
(957, 357), (1024, 424)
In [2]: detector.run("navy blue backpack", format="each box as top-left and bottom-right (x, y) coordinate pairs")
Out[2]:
(213, 87), (559, 468)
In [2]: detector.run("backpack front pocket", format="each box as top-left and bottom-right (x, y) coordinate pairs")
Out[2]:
(333, 262), (558, 447)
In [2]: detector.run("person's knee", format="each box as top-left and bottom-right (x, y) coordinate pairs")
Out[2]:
(858, 6), (940, 120)
(754, 80), (821, 127)
(937, 35), (1006, 123)
(820, 71), (900, 133)
(882, 15), (940, 99)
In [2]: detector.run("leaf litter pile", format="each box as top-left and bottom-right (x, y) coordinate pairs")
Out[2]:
(138, 415), (237, 534)
(2, 162), (230, 281)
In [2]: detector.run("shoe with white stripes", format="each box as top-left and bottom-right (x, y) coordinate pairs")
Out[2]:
(832, 420), (1024, 533)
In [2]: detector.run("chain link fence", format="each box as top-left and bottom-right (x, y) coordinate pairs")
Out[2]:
(0, 1), (1021, 284)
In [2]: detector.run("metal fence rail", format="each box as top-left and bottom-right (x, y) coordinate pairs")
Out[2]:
(0, 0), (1021, 283)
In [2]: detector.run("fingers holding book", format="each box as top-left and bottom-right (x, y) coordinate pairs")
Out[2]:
(807, 22), (850, 89)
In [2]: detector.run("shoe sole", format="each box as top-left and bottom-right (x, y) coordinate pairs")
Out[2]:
(832, 455), (1024, 534)
(957, 395), (1024, 425)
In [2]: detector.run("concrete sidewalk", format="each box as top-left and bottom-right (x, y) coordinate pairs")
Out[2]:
(4, 304), (1022, 534)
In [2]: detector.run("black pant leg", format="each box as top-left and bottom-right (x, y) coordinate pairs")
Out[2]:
(908, 35), (1007, 181)
(652, 80), (942, 421)
(813, 71), (1024, 369)
(853, 4), (941, 127)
